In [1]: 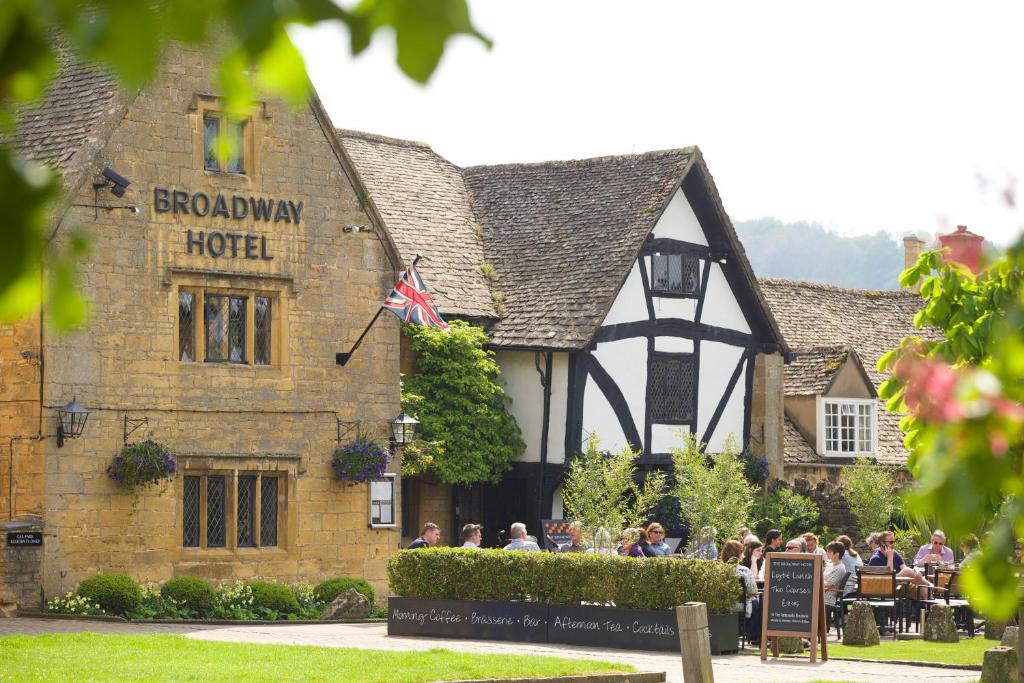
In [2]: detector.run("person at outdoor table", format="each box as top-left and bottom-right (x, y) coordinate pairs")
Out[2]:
(408, 522), (441, 549)
(461, 523), (483, 549)
(741, 539), (764, 576)
(503, 522), (541, 551)
(763, 529), (783, 554)
(785, 537), (806, 553)
(589, 527), (616, 555)
(803, 532), (826, 557)
(960, 534), (981, 565)
(558, 521), (588, 553)
(721, 540), (761, 643)
(620, 528), (645, 557)
(837, 534), (863, 595)
(642, 522), (671, 556)
(914, 529), (955, 567)
(868, 530), (932, 589)
(823, 541), (847, 606)
(736, 526), (751, 544)
(688, 526), (719, 560)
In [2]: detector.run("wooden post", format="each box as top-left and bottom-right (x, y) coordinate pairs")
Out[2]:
(676, 602), (714, 683)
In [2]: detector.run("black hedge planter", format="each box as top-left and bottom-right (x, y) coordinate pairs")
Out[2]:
(388, 597), (739, 654)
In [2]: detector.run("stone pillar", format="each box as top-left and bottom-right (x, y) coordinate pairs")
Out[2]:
(752, 353), (784, 479)
(675, 602), (713, 683)
(922, 604), (959, 642)
(0, 518), (44, 616)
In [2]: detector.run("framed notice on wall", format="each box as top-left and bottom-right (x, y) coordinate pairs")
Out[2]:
(760, 552), (827, 662)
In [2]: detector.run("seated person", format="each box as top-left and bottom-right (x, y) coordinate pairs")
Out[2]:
(620, 527), (645, 558)
(558, 521), (588, 553)
(643, 522), (671, 556)
(914, 529), (955, 567)
(823, 541), (847, 606)
(688, 526), (719, 560)
(837, 534), (863, 595)
(868, 530), (931, 590)
(503, 522), (541, 551)
(721, 539), (761, 644)
(960, 534), (981, 565)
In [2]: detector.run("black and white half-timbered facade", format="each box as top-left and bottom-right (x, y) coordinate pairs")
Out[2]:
(342, 134), (787, 541)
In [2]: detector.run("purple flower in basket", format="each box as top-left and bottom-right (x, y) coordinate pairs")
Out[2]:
(107, 439), (177, 492)
(331, 436), (389, 484)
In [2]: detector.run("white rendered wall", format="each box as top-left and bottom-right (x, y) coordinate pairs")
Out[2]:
(582, 374), (628, 450)
(584, 337), (646, 451)
(551, 488), (564, 519)
(495, 350), (569, 464)
(653, 190), (708, 245)
(603, 261), (645, 326)
(696, 341), (747, 450)
(700, 263), (751, 333)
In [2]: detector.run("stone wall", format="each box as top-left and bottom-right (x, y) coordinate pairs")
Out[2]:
(0, 520), (44, 616)
(1, 41), (404, 608)
(751, 353), (784, 478)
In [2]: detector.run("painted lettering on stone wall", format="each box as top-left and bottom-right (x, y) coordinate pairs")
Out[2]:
(155, 187), (305, 261)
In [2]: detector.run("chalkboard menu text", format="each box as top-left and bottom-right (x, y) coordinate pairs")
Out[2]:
(760, 552), (827, 663)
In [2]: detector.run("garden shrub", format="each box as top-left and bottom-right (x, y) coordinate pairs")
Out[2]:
(388, 548), (741, 615)
(160, 576), (216, 615)
(313, 577), (374, 605)
(248, 582), (300, 615)
(76, 573), (143, 616)
(752, 483), (820, 540)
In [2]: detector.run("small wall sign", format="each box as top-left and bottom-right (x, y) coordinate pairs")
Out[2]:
(7, 531), (43, 547)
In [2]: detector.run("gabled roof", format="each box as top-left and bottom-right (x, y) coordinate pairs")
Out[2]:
(463, 149), (695, 348)
(784, 345), (875, 397)
(337, 130), (496, 320)
(15, 41), (127, 191)
(762, 278), (942, 467)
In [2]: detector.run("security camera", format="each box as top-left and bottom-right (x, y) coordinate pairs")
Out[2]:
(101, 167), (131, 198)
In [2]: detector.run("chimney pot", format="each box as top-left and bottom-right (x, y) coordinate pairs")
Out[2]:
(938, 224), (984, 274)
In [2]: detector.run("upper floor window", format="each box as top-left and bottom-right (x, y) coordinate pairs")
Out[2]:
(647, 352), (696, 424)
(203, 114), (247, 174)
(822, 399), (875, 455)
(178, 288), (276, 366)
(651, 253), (699, 297)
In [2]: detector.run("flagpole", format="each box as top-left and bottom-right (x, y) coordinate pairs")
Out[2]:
(335, 254), (422, 367)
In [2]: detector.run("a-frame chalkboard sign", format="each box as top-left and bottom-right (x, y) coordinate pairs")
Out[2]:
(760, 552), (828, 662)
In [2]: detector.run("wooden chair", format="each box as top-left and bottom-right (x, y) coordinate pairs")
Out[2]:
(825, 570), (849, 638)
(925, 569), (975, 637)
(854, 568), (900, 635)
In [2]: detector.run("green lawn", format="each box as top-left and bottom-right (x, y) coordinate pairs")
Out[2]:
(0, 633), (636, 682)
(801, 637), (990, 666)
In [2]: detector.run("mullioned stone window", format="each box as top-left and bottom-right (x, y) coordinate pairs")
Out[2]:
(202, 113), (248, 174)
(178, 288), (277, 366)
(182, 471), (283, 549)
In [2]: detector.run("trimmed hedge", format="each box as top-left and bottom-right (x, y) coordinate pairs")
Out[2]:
(76, 573), (143, 616)
(314, 577), (375, 605)
(249, 582), (300, 615)
(161, 576), (216, 615)
(388, 548), (741, 615)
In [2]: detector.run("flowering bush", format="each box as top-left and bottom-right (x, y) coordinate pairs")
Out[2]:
(46, 592), (105, 616)
(107, 440), (177, 504)
(331, 436), (388, 484)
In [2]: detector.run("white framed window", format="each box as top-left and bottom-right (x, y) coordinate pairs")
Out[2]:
(817, 397), (876, 456)
(369, 473), (397, 528)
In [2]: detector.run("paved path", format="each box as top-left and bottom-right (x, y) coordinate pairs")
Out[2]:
(0, 618), (979, 683)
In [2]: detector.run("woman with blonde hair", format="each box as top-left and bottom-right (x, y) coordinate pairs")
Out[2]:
(620, 528), (645, 557)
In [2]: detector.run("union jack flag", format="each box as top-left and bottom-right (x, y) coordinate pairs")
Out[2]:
(382, 266), (449, 330)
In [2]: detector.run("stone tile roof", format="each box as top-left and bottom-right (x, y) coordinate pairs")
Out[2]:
(337, 129), (496, 320)
(463, 150), (696, 348)
(785, 346), (849, 395)
(784, 414), (819, 464)
(16, 41), (124, 184)
(761, 278), (942, 467)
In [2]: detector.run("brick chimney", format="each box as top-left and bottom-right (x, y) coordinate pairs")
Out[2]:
(903, 235), (926, 292)
(938, 225), (984, 274)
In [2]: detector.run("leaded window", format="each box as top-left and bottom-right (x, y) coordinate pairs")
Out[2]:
(647, 352), (696, 424)
(823, 400), (874, 455)
(204, 295), (246, 363)
(178, 292), (196, 362)
(254, 296), (272, 365)
(237, 475), (256, 547)
(203, 114), (246, 173)
(651, 254), (700, 296)
(206, 475), (227, 547)
(260, 476), (278, 547)
(182, 472), (284, 549)
(182, 476), (200, 547)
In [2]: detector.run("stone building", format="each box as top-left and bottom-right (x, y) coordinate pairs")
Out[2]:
(1, 42), (406, 614)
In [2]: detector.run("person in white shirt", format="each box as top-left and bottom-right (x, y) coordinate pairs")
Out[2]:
(803, 532), (827, 557)
(503, 522), (541, 551)
(461, 523), (483, 549)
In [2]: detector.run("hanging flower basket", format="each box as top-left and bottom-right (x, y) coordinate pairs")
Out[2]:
(331, 436), (389, 485)
(107, 440), (177, 506)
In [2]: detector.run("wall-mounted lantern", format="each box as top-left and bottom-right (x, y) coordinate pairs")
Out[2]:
(56, 397), (90, 448)
(389, 412), (419, 446)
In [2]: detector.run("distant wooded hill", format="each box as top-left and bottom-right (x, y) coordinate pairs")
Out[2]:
(734, 217), (904, 290)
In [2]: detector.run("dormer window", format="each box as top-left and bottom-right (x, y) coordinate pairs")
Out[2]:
(819, 398), (875, 455)
(203, 114), (247, 174)
(651, 253), (699, 297)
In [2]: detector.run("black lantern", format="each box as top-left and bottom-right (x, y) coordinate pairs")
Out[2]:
(56, 397), (90, 448)
(389, 412), (419, 445)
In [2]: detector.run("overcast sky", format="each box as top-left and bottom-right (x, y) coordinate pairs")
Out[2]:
(294, 2), (1024, 246)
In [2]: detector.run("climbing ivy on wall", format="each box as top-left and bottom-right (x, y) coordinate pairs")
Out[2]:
(401, 320), (525, 486)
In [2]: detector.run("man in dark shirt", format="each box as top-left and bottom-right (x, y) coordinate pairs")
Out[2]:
(408, 522), (441, 549)
(867, 530), (931, 592)
(558, 521), (587, 553)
